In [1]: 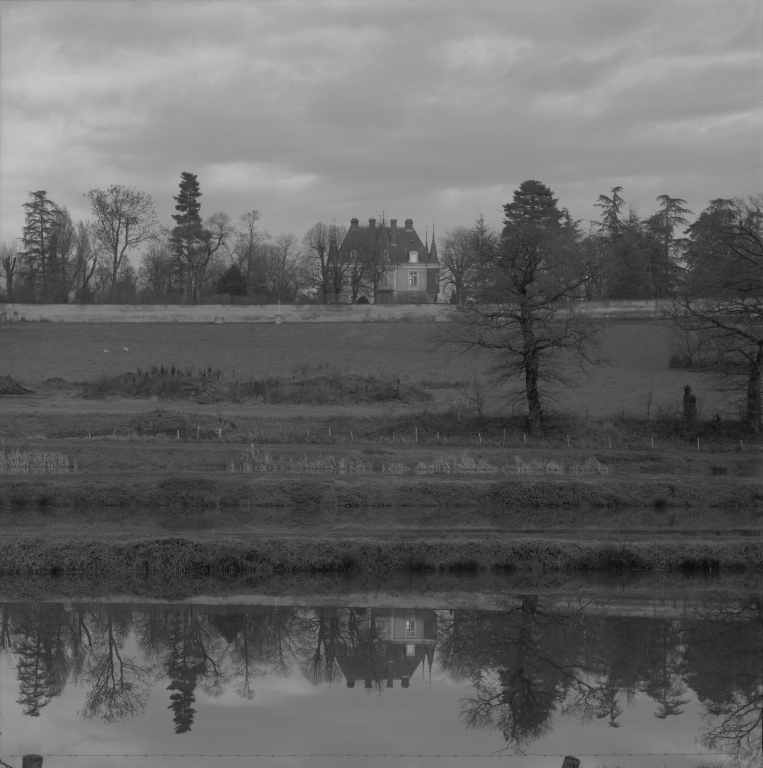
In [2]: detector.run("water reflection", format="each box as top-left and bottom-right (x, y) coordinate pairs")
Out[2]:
(0, 595), (761, 765)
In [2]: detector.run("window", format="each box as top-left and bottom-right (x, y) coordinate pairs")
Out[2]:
(408, 251), (418, 263)
(405, 620), (416, 637)
(406, 644), (416, 657)
(408, 271), (419, 289)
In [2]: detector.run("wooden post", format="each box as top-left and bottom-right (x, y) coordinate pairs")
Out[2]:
(415, 427), (418, 442)
(23, 757), (43, 768)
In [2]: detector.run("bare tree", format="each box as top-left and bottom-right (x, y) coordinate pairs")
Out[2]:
(265, 233), (301, 301)
(232, 211), (269, 293)
(352, 216), (391, 303)
(327, 224), (350, 302)
(85, 185), (164, 302)
(137, 240), (177, 301)
(73, 222), (104, 303)
(439, 225), (478, 304)
(0, 237), (20, 301)
(439, 182), (601, 431)
(187, 212), (234, 302)
(302, 222), (339, 303)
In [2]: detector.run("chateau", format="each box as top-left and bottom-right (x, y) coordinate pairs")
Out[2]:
(337, 217), (440, 303)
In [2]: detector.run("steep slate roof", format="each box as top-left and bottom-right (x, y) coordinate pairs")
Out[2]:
(340, 218), (436, 265)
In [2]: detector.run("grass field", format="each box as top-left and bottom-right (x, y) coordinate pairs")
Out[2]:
(0, 320), (734, 418)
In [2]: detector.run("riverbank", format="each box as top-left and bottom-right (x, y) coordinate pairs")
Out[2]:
(0, 533), (760, 577)
(1, 471), (760, 511)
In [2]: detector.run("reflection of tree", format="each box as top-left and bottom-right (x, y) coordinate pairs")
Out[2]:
(164, 607), (228, 733)
(14, 617), (58, 716)
(687, 594), (763, 766)
(211, 608), (300, 699)
(79, 606), (155, 724)
(295, 608), (346, 686)
(13, 604), (70, 717)
(643, 620), (689, 719)
(456, 596), (580, 752)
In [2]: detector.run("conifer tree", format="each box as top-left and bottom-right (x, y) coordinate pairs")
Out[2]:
(20, 190), (57, 302)
(170, 172), (203, 299)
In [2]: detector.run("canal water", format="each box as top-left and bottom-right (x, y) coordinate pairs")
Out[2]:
(0, 582), (758, 768)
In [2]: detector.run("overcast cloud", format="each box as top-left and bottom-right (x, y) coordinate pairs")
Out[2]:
(1, 0), (761, 255)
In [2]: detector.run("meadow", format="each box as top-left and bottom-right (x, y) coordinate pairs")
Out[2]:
(0, 319), (734, 417)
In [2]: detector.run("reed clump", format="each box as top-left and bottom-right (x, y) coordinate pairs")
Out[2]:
(80, 362), (431, 405)
(0, 448), (76, 474)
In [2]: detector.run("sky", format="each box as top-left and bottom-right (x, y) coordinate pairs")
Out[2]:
(1, 0), (762, 263)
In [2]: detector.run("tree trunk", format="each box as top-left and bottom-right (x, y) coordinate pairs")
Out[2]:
(521, 313), (542, 431)
(746, 343), (763, 433)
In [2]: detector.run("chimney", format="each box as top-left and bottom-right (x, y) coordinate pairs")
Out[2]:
(404, 218), (413, 231)
(390, 219), (397, 246)
(369, 218), (376, 229)
(350, 218), (359, 229)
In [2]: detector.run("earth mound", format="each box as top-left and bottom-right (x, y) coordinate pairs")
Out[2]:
(0, 376), (31, 395)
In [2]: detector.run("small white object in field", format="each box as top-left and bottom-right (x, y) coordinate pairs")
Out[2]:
(123, 347), (129, 351)
(103, 349), (109, 353)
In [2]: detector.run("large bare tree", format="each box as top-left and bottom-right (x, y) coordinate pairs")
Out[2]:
(441, 181), (601, 431)
(85, 185), (163, 302)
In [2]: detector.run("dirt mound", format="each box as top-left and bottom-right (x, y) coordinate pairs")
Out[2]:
(0, 376), (31, 395)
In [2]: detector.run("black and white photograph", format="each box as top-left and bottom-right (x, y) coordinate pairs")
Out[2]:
(0, 1), (762, 766)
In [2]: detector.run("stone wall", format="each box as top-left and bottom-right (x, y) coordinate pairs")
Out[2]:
(0, 300), (673, 323)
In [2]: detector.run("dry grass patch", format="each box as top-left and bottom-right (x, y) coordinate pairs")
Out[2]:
(0, 448), (77, 474)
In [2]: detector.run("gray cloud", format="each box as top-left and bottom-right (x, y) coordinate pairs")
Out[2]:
(2, 0), (761, 251)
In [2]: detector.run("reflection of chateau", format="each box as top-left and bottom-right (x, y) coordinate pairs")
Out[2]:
(337, 609), (437, 690)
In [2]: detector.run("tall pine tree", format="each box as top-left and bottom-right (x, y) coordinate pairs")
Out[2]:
(170, 172), (203, 300)
(21, 190), (57, 302)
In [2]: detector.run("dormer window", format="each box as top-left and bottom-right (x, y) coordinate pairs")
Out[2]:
(408, 251), (418, 263)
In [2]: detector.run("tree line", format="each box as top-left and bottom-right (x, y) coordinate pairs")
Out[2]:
(438, 180), (763, 431)
(0, 172), (403, 305)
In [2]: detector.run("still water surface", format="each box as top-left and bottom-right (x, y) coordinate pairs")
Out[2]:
(0, 590), (759, 768)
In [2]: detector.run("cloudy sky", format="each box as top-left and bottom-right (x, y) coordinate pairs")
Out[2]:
(2, 0), (761, 259)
